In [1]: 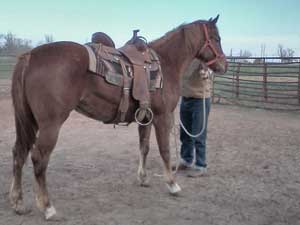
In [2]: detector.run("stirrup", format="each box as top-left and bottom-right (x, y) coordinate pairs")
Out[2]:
(134, 107), (153, 126)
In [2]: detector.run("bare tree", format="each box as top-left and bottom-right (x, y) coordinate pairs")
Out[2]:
(286, 48), (295, 57)
(0, 34), (4, 51)
(0, 32), (32, 55)
(44, 34), (54, 43)
(277, 44), (295, 62)
(238, 49), (252, 63)
(239, 49), (252, 58)
(277, 44), (286, 58)
(36, 34), (55, 46)
(228, 48), (234, 62)
(260, 43), (266, 57)
(2, 32), (16, 53)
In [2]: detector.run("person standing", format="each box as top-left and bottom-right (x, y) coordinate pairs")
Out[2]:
(177, 58), (213, 176)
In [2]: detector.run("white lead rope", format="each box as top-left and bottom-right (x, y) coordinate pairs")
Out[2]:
(172, 95), (207, 174)
(179, 96), (206, 138)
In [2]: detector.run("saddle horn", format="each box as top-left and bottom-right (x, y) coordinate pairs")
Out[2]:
(133, 29), (140, 39)
(127, 29), (148, 52)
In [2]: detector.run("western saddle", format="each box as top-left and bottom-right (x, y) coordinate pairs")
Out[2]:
(84, 31), (163, 125)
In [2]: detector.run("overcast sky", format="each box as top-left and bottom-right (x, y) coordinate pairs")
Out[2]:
(1, 0), (299, 56)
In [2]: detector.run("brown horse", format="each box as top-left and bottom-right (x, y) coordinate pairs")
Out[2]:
(10, 16), (227, 219)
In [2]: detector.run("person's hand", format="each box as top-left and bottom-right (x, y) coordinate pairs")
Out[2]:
(197, 61), (209, 78)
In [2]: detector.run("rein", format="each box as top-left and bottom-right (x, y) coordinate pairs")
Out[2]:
(198, 24), (225, 66)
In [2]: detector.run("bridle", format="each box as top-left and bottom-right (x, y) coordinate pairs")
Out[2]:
(197, 23), (226, 66)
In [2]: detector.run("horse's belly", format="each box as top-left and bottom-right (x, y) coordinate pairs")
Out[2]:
(75, 94), (118, 123)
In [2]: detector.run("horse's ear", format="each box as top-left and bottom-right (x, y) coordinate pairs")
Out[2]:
(208, 17), (213, 22)
(212, 14), (219, 24)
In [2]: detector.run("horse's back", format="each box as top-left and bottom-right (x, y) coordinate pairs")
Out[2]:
(31, 41), (88, 67)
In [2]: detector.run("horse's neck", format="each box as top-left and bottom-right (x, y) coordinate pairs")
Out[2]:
(150, 39), (196, 84)
(149, 35), (198, 110)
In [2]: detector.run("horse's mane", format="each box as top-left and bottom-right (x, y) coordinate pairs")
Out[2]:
(149, 20), (207, 48)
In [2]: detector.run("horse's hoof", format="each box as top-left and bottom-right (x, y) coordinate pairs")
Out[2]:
(14, 204), (31, 215)
(138, 177), (150, 187)
(138, 172), (149, 187)
(166, 182), (181, 195)
(45, 205), (57, 220)
(140, 180), (150, 187)
(11, 199), (31, 215)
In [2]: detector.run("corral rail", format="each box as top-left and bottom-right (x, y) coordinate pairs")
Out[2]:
(213, 56), (300, 111)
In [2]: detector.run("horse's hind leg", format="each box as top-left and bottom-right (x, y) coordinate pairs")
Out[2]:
(31, 122), (61, 220)
(137, 125), (152, 186)
(10, 142), (31, 214)
(153, 113), (181, 194)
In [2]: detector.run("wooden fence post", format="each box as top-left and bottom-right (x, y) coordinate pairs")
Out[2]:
(212, 75), (215, 103)
(298, 62), (300, 104)
(231, 60), (235, 97)
(236, 63), (241, 98)
(263, 58), (268, 101)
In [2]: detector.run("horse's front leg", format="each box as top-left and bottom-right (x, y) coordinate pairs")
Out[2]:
(153, 113), (181, 194)
(137, 125), (152, 186)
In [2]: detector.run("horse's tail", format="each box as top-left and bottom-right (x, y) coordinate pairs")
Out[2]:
(11, 52), (37, 161)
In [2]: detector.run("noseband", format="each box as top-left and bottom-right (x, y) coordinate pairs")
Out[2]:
(198, 24), (226, 66)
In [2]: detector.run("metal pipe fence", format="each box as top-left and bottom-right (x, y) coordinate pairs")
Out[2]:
(212, 57), (300, 111)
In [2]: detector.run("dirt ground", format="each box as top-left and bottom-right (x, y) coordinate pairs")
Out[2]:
(0, 79), (299, 225)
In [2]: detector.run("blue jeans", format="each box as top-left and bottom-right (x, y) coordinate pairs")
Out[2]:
(180, 97), (211, 168)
